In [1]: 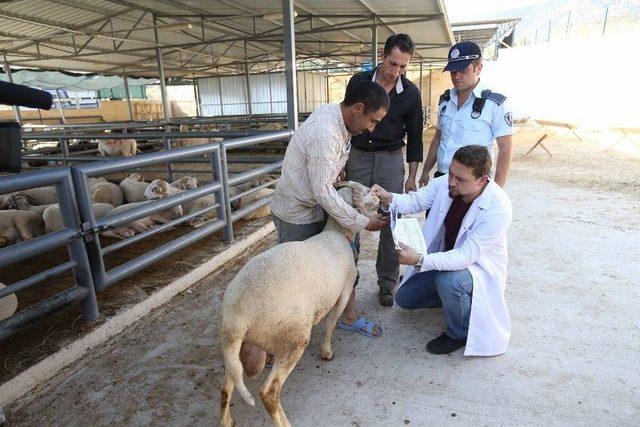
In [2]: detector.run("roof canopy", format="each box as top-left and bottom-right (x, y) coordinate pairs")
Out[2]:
(0, 0), (454, 78)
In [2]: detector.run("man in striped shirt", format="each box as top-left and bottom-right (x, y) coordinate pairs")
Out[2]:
(240, 81), (391, 374)
(271, 80), (391, 337)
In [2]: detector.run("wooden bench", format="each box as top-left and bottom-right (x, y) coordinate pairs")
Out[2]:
(607, 127), (640, 151)
(521, 119), (584, 156)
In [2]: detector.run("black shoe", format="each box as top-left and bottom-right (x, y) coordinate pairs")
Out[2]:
(379, 289), (394, 307)
(426, 333), (466, 354)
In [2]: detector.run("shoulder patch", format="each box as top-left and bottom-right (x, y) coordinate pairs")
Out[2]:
(481, 89), (507, 105)
(439, 104), (447, 116)
(504, 112), (513, 127)
(438, 89), (450, 105)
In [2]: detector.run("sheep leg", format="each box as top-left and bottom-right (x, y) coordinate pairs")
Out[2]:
(219, 372), (235, 427)
(320, 284), (353, 361)
(259, 339), (308, 427)
(14, 217), (35, 241)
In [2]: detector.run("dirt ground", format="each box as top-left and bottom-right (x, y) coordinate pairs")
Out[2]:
(3, 125), (640, 425)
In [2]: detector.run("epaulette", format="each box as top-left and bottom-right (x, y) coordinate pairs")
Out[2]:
(438, 89), (450, 104)
(480, 89), (506, 105)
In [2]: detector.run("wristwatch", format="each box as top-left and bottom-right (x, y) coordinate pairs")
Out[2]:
(414, 253), (424, 270)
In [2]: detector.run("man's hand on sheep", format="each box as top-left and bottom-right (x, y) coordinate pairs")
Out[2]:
(365, 213), (390, 231)
(370, 184), (393, 206)
(395, 241), (421, 265)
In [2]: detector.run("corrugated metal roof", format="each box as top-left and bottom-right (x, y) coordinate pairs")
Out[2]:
(1, 0), (454, 78)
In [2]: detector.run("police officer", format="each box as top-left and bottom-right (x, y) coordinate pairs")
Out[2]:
(419, 41), (513, 188)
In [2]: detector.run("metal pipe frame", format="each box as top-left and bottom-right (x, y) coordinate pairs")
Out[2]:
(283, 0), (298, 131)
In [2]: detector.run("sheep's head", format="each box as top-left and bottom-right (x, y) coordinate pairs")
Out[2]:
(179, 124), (189, 132)
(334, 181), (380, 217)
(171, 176), (198, 190)
(8, 195), (33, 210)
(144, 179), (170, 200)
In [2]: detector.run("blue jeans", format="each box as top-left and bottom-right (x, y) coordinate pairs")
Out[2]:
(395, 269), (473, 340)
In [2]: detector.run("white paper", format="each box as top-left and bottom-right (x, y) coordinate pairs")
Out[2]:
(390, 207), (427, 254)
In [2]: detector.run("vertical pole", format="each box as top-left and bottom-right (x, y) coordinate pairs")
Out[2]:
(122, 69), (134, 121)
(217, 76), (224, 116)
(419, 61), (423, 95)
(371, 21), (378, 68)
(70, 168), (108, 293)
(193, 77), (201, 117)
(244, 41), (253, 116)
(153, 14), (171, 123)
(55, 89), (67, 125)
(283, 0), (298, 130)
(214, 145), (233, 242)
(547, 20), (552, 43)
(56, 175), (99, 320)
(3, 54), (22, 126)
(602, 7), (609, 36)
(565, 10), (572, 39)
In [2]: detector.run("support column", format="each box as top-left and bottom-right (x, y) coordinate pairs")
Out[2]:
(193, 77), (201, 117)
(122, 69), (133, 121)
(3, 54), (22, 125)
(419, 61), (423, 95)
(55, 89), (67, 125)
(244, 41), (253, 116)
(153, 14), (171, 123)
(282, 0), (298, 130)
(371, 22), (378, 68)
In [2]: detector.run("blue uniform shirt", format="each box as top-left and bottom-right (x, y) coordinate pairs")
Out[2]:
(436, 82), (513, 173)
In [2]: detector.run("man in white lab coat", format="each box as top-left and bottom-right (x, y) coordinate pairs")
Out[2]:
(371, 145), (512, 355)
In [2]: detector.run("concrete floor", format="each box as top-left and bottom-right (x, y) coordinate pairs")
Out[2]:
(4, 168), (639, 425)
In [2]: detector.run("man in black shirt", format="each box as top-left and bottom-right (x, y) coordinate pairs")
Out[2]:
(344, 33), (424, 308)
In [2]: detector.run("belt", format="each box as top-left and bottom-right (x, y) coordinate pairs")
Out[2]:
(352, 145), (403, 153)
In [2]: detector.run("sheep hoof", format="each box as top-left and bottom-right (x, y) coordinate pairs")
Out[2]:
(320, 349), (334, 361)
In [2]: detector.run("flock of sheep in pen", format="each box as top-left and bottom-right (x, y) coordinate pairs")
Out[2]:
(0, 123), (283, 321)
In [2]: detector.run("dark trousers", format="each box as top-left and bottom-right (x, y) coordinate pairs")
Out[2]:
(346, 147), (405, 292)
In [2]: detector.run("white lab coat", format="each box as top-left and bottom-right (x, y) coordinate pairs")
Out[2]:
(392, 176), (512, 356)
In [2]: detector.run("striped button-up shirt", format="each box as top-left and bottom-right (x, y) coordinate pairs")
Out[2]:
(271, 103), (370, 232)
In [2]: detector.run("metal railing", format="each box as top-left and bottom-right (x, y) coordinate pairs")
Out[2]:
(0, 130), (292, 341)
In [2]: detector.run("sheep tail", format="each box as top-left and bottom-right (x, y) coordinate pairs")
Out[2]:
(222, 329), (255, 406)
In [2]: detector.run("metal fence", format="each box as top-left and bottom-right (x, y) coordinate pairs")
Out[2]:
(0, 130), (292, 341)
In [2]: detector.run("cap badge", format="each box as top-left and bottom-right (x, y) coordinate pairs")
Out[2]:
(450, 48), (460, 59)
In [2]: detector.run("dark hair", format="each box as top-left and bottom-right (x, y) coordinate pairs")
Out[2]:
(383, 33), (415, 57)
(343, 80), (389, 115)
(452, 145), (492, 178)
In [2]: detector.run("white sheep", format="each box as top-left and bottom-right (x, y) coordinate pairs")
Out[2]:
(88, 177), (124, 207)
(0, 210), (45, 247)
(219, 181), (380, 427)
(0, 282), (18, 321)
(100, 201), (182, 240)
(8, 194), (54, 216)
(119, 172), (150, 203)
(98, 138), (137, 157)
(145, 178), (216, 226)
(236, 188), (274, 220)
(43, 203), (114, 233)
(257, 123), (286, 131)
(175, 125), (221, 147)
(14, 186), (58, 205)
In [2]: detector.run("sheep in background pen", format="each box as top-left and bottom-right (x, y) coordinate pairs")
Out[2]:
(144, 178), (215, 226)
(87, 177), (124, 207)
(219, 181), (380, 427)
(97, 139), (138, 157)
(0, 282), (18, 321)
(119, 172), (150, 203)
(100, 201), (182, 240)
(43, 203), (114, 234)
(0, 210), (45, 247)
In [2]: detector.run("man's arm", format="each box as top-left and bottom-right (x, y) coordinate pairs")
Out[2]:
(419, 129), (441, 187)
(494, 134), (512, 187)
(404, 92), (424, 193)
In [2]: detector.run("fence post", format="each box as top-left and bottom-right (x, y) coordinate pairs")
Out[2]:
(56, 172), (99, 321)
(70, 167), (109, 292)
(219, 143), (234, 243)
